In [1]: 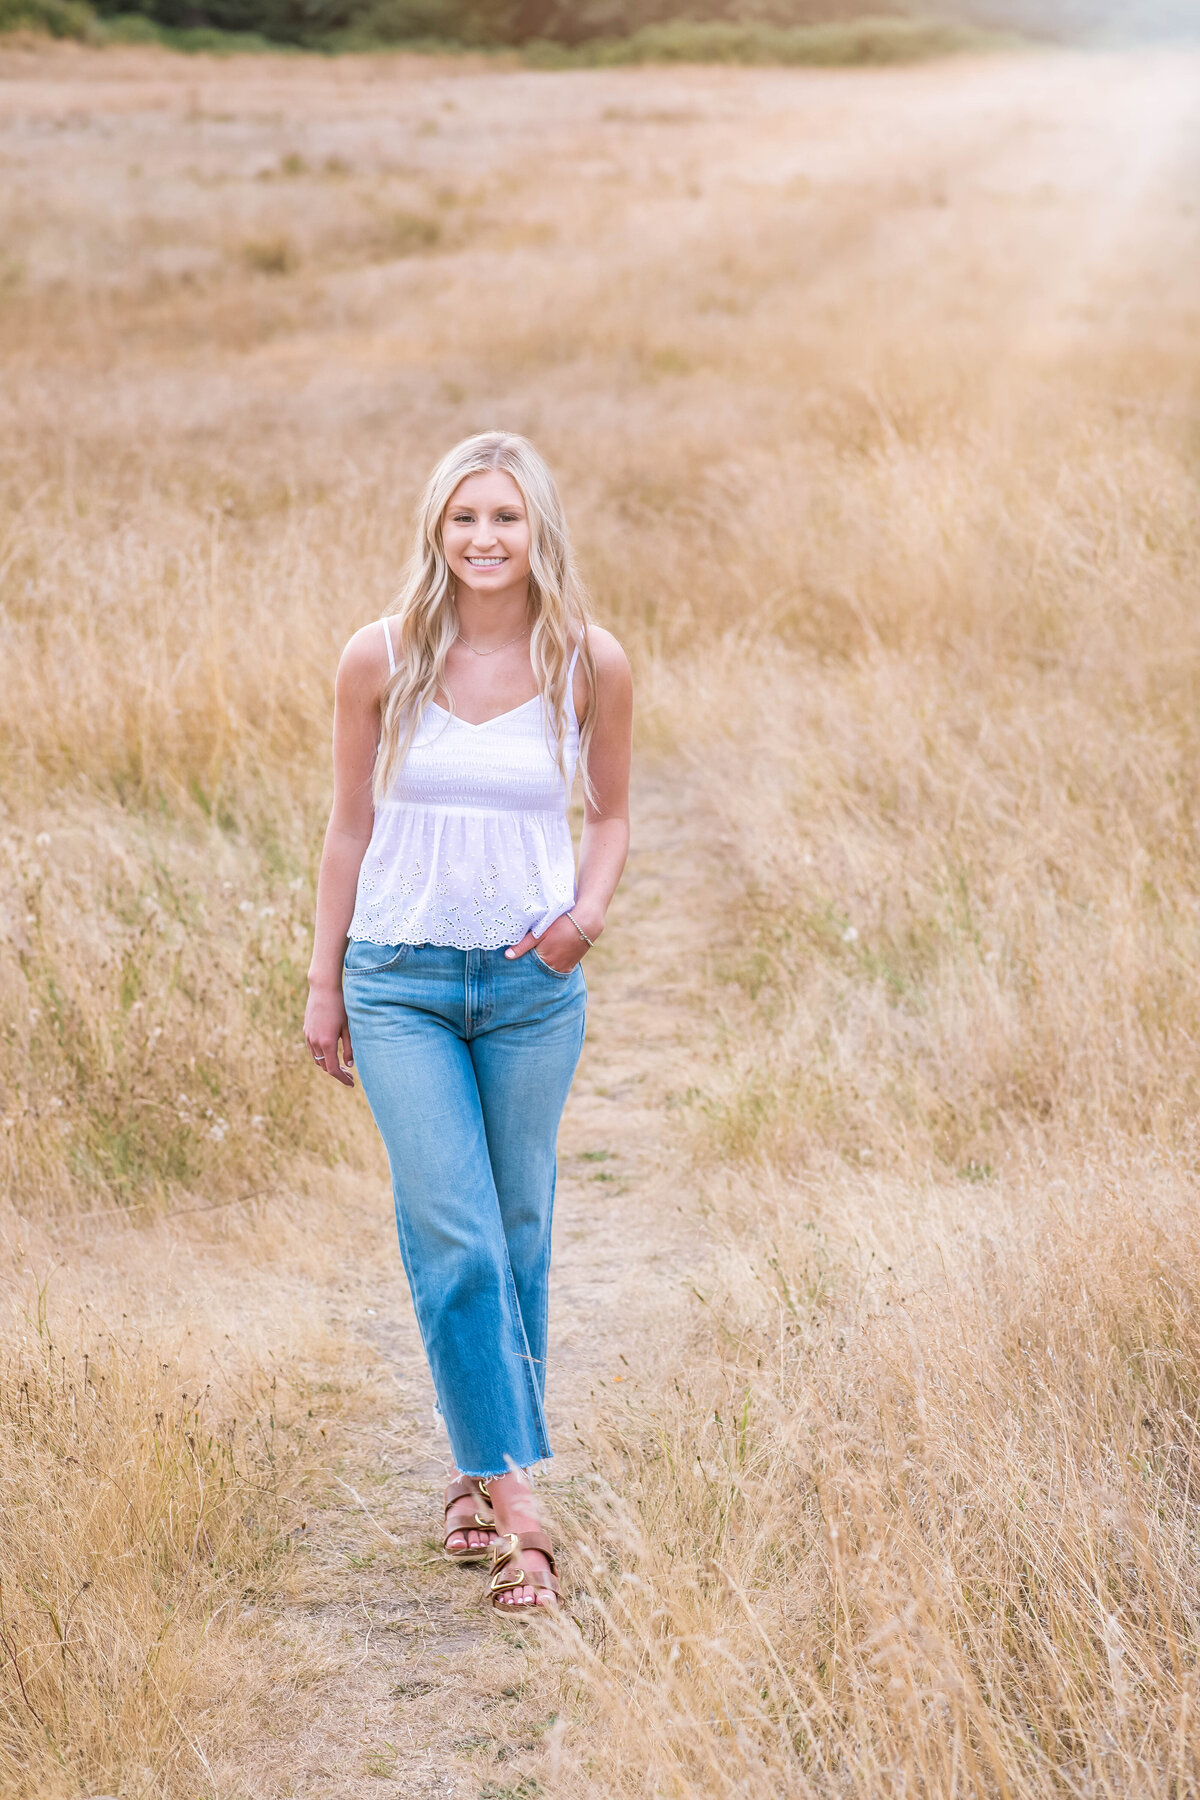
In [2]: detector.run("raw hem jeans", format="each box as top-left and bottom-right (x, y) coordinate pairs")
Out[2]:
(343, 940), (586, 1479)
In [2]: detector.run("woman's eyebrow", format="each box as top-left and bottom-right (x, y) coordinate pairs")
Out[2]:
(448, 502), (525, 516)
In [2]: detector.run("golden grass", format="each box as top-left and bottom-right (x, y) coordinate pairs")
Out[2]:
(1, 34), (1199, 1798)
(0, 1289), (304, 1789)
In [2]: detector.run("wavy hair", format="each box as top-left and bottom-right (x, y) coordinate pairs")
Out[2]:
(374, 431), (596, 805)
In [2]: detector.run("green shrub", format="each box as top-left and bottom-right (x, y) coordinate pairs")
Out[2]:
(99, 5), (161, 32)
(100, 9), (281, 41)
(339, 0), (464, 38)
(95, 0), (468, 43)
(527, 14), (1000, 66)
(0, 0), (99, 38)
(121, 0), (345, 35)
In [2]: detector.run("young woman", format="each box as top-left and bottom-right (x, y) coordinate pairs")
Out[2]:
(304, 432), (632, 1614)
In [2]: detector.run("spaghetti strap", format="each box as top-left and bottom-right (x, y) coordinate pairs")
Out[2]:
(381, 617), (396, 677)
(566, 640), (582, 728)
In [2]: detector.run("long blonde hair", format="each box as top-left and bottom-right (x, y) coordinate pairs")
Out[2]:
(374, 431), (596, 804)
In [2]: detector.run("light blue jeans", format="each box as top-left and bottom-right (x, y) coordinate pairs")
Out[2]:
(343, 940), (586, 1479)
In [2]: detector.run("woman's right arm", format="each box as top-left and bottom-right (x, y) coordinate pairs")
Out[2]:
(304, 627), (388, 1087)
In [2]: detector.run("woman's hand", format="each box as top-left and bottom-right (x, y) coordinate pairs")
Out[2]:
(505, 912), (597, 975)
(304, 981), (355, 1086)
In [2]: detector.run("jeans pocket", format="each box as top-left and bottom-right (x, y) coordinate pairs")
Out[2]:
(344, 941), (412, 977)
(530, 948), (573, 980)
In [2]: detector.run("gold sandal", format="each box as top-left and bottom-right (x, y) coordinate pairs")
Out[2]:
(442, 1475), (496, 1565)
(486, 1529), (560, 1613)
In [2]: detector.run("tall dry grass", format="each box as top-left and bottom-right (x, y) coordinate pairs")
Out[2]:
(542, 65), (1200, 1795)
(1, 36), (1199, 1797)
(0, 1287), (306, 1789)
(554, 422), (1200, 1793)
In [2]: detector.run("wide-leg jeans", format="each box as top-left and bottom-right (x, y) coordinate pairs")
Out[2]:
(343, 939), (586, 1479)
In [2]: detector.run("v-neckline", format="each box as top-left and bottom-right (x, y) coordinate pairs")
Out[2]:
(427, 694), (541, 732)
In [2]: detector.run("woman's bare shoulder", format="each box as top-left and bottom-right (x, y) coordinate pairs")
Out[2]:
(584, 625), (631, 682)
(337, 619), (392, 698)
(576, 625), (631, 732)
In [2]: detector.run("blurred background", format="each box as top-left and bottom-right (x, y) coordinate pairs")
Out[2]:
(69, 1), (1200, 50)
(10, 0), (1200, 51)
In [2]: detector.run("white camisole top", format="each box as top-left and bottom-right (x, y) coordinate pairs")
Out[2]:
(347, 620), (580, 951)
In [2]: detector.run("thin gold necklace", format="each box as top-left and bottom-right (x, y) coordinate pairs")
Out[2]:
(456, 625), (530, 657)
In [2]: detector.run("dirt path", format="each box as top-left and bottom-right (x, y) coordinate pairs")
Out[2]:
(238, 765), (715, 1798)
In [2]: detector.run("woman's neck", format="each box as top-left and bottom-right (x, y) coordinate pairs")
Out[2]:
(454, 579), (531, 650)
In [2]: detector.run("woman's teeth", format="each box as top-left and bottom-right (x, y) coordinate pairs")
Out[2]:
(468, 557), (505, 566)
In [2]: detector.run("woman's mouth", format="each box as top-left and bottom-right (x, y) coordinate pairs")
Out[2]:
(467, 556), (506, 569)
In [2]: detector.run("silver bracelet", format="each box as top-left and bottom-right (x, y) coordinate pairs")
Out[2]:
(564, 913), (595, 948)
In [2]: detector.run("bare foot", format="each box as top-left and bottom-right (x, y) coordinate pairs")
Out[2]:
(444, 1475), (497, 1557)
(486, 1469), (558, 1610)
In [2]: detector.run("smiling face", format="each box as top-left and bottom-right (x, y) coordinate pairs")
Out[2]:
(442, 469), (532, 598)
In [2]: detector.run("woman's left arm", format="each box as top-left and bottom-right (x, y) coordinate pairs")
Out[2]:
(571, 627), (633, 943)
(506, 628), (633, 971)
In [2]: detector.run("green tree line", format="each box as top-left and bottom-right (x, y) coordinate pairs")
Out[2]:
(78, 0), (902, 44)
(54, 0), (1166, 48)
(5, 0), (1193, 64)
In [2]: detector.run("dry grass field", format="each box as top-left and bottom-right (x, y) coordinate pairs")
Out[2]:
(2, 32), (1200, 1800)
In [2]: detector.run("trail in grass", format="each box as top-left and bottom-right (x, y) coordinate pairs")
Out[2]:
(244, 764), (717, 1797)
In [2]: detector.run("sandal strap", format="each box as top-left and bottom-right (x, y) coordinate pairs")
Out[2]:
(517, 1567), (559, 1595)
(443, 1476), (494, 1519)
(443, 1475), (479, 1512)
(487, 1530), (559, 1589)
(489, 1563), (560, 1604)
(491, 1529), (557, 1575)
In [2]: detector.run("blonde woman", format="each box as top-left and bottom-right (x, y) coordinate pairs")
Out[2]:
(304, 432), (632, 1614)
